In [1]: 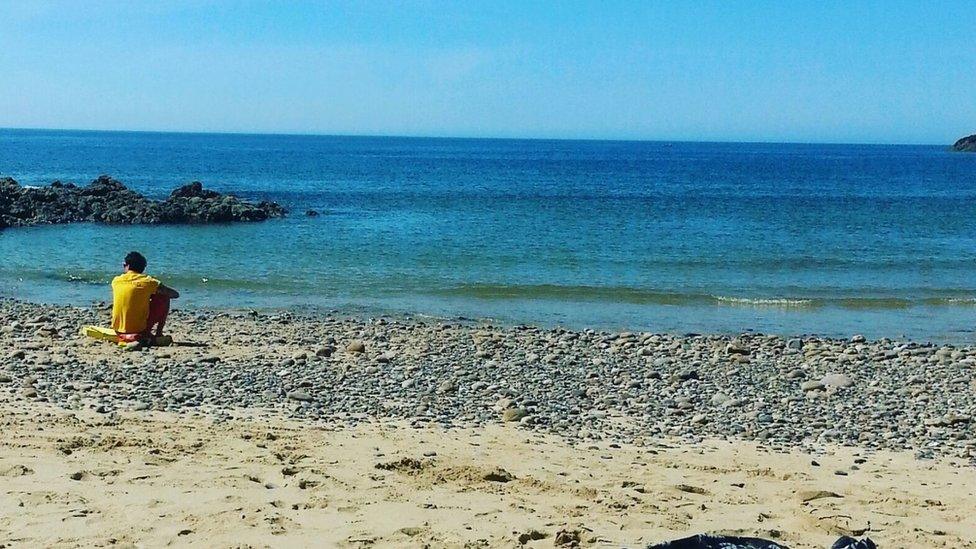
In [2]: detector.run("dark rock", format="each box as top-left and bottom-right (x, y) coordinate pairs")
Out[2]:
(482, 468), (514, 482)
(169, 181), (221, 200)
(951, 134), (976, 152)
(0, 175), (286, 229)
(305, 209), (319, 217)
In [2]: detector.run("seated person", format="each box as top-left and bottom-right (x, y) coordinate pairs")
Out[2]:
(111, 251), (179, 345)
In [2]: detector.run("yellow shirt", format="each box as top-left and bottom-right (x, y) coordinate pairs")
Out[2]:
(111, 271), (160, 334)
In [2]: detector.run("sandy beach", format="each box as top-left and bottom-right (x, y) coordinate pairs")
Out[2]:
(1, 401), (974, 548)
(1, 299), (975, 547)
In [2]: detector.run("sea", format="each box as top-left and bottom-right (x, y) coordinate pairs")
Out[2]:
(2, 129), (975, 341)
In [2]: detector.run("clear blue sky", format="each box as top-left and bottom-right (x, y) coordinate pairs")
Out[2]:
(1, 1), (973, 143)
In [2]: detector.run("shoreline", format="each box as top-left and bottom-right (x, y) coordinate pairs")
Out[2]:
(5, 292), (976, 346)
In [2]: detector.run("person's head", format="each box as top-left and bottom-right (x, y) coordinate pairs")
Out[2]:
(123, 251), (147, 273)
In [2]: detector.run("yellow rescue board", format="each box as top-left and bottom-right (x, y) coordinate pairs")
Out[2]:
(82, 325), (122, 344)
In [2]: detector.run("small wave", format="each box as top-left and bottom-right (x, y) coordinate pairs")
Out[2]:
(431, 283), (709, 305)
(836, 297), (912, 309)
(924, 297), (976, 306)
(58, 272), (110, 285)
(712, 295), (817, 308)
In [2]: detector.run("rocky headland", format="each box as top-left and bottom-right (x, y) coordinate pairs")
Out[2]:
(0, 175), (286, 229)
(950, 134), (976, 152)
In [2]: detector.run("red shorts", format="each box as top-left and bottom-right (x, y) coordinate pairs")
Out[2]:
(117, 295), (170, 342)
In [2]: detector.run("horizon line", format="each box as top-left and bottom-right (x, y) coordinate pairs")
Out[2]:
(0, 125), (956, 148)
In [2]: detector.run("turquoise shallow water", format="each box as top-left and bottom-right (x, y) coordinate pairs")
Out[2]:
(2, 129), (976, 341)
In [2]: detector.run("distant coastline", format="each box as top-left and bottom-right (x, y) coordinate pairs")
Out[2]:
(0, 125), (958, 147)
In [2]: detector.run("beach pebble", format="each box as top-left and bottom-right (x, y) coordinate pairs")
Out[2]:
(314, 346), (334, 357)
(821, 373), (853, 388)
(437, 379), (457, 394)
(346, 341), (366, 353)
(710, 392), (731, 406)
(800, 380), (825, 392)
(502, 408), (528, 422)
(286, 390), (313, 402)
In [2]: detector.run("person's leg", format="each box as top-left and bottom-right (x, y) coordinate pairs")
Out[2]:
(146, 294), (171, 337)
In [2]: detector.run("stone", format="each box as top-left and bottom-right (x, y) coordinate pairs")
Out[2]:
(675, 484), (708, 495)
(122, 341), (143, 352)
(437, 379), (457, 394)
(286, 390), (313, 402)
(554, 529), (582, 546)
(517, 530), (547, 544)
(797, 489), (843, 502)
(800, 380), (824, 391)
(502, 408), (528, 422)
(820, 373), (853, 388)
(346, 341), (366, 353)
(482, 468), (514, 482)
(710, 392), (731, 406)
(314, 346), (335, 357)
(726, 343), (750, 355)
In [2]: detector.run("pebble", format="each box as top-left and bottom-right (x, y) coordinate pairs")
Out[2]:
(710, 392), (731, 406)
(800, 380), (824, 392)
(286, 390), (313, 402)
(345, 341), (366, 353)
(502, 408), (528, 422)
(820, 373), (853, 388)
(314, 346), (334, 357)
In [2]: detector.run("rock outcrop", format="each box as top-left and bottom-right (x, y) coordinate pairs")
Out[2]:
(0, 176), (286, 228)
(951, 134), (976, 152)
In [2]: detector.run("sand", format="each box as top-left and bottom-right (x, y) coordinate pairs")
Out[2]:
(0, 400), (973, 548)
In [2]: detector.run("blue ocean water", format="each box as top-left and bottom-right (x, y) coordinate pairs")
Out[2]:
(2, 129), (975, 341)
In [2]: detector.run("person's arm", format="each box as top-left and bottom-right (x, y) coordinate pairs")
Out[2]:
(156, 284), (180, 299)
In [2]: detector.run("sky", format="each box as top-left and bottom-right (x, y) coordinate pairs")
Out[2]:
(0, 1), (973, 144)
